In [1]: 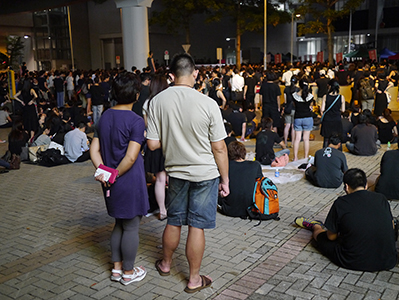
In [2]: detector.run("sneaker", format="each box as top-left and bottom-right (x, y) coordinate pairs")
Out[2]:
(294, 217), (324, 230)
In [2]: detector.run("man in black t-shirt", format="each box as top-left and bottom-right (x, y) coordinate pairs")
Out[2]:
(255, 118), (289, 165)
(305, 133), (348, 188)
(295, 168), (397, 272)
(375, 149), (399, 200)
(225, 104), (247, 141)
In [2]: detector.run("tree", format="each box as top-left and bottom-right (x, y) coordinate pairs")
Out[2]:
(209, 0), (290, 68)
(150, 0), (213, 45)
(1, 36), (24, 71)
(296, 0), (364, 65)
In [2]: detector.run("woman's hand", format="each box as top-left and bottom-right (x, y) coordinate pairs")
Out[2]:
(95, 173), (111, 187)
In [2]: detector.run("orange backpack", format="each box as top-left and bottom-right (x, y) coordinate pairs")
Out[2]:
(247, 177), (280, 225)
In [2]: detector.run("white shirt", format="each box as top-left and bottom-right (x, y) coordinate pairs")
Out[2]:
(230, 73), (245, 92)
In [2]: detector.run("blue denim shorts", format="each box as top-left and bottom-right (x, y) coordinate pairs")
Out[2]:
(294, 117), (313, 131)
(166, 177), (219, 229)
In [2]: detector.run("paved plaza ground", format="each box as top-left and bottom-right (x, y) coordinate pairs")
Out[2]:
(0, 125), (399, 300)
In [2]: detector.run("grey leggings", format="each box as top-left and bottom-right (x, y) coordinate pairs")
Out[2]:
(110, 216), (141, 270)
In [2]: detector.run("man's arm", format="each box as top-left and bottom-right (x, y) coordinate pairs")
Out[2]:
(147, 139), (161, 151)
(327, 230), (338, 241)
(241, 122), (246, 141)
(211, 140), (229, 197)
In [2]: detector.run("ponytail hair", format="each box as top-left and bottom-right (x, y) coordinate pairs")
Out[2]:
(299, 78), (309, 101)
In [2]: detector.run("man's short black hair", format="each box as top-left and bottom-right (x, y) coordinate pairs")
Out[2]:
(78, 122), (86, 129)
(170, 53), (195, 78)
(329, 133), (341, 146)
(343, 168), (367, 190)
(261, 117), (273, 130)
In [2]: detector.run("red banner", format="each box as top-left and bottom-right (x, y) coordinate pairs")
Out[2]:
(336, 52), (343, 63)
(275, 54), (282, 64)
(317, 51), (324, 62)
(369, 49), (377, 61)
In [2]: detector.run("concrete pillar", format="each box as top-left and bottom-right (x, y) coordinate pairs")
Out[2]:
(114, 0), (153, 71)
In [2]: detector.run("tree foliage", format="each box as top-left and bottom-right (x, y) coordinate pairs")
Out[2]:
(296, 0), (365, 64)
(150, 0), (214, 45)
(1, 36), (24, 70)
(209, 0), (290, 67)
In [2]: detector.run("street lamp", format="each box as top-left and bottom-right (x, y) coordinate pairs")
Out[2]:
(291, 13), (301, 65)
(226, 37), (237, 65)
(264, 0), (267, 70)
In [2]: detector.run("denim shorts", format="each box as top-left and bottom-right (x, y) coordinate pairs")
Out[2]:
(294, 117), (313, 131)
(166, 177), (219, 229)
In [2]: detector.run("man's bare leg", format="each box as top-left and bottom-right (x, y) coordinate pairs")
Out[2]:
(186, 226), (210, 289)
(158, 224), (181, 273)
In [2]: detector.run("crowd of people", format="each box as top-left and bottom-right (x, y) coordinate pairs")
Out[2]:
(1, 55), (399, 291)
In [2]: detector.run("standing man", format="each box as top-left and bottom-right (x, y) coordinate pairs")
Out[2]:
(147, 53), (229, 293)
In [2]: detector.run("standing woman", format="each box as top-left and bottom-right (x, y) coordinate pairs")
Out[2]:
(209, 78), (227, 109)
(90, 72), (148, 285)
(292, 78), (314, 161)
(283, 76), (298, 147)
(14, 78), (38, 140)
(142, 74), (169, 220)
(374, 73), (393, 117)
(320, 79), (346, 148)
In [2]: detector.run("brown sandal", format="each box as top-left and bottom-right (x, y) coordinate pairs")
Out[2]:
(184, 275), (212, 293)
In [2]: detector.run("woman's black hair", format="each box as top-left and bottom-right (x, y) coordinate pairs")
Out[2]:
(299, 78), (309, 100)
(111, 72), (141, 104)
(328, 79), (340, 94)
(290, 76), (298, 93)
(148, 74), (169, 105)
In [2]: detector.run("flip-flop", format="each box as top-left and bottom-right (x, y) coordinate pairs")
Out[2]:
(184, 275), (212, 293)
(155, 259), (170, 276)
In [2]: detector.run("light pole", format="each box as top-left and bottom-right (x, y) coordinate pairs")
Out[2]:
(226, 37), (237, 65)
(291, 13), (300, 65)
(264, 0), (267, 70)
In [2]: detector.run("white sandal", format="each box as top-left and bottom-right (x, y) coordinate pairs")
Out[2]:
(110, 269), (123, 282)
(120, 266), (147, 286)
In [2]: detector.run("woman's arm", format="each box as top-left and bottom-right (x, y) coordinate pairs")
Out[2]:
(116, 140), (141, 176)
(340, 95), (346, 113)
(320, 95), (326, 114)
(13, 91), (25, 106)
(90, 137), (104, 169)
(30, 89), (38, 104)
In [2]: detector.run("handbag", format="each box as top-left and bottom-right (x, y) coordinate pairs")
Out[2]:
(321, 95), (340, 122)
(48, 141), (65, 155)
(28, 145), (48, 163)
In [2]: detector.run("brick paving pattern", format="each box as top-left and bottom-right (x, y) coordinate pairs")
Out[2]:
(1, 126), (398, 299)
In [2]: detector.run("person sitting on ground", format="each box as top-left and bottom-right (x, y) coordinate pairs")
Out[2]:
(376, 108), (398, 144)
(32, 125), (51, 147)
(225, 103), (247, 141)
(375, 147), (399, 200)
(0, 106), (12, 128)
(346, 113), (378, 156)
(341, 110), (353, 143)
(224, 122), (236, 147)
(305, 133), (348, 188)
(218, 141), (262, 218)
(255, 117), (290, 165)
(295, 168), (397, 272)
(64, 122), (90, 163)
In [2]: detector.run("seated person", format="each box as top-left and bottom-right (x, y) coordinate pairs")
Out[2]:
(225, 103), (246, 141)
(305, 133), (348, 188)
(64, 122), (90, 163)
(375, 147), (399, 200)
(295, 168), (397, 272)
(255, 117), (289, 165)
(376, 108), (397, 144)
(341, 110), (353, 143)
(52, 111), (73, 145)
(218, 141), (262, 218)
(346, 113), (378, 156)
(32, 125), (51, 147)
(224, 122), (236, 148)
(0, 106), (12, 128)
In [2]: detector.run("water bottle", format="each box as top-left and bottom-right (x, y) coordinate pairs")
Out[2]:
(275, 169), (280, 177)
(388, 141), (391, 150)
